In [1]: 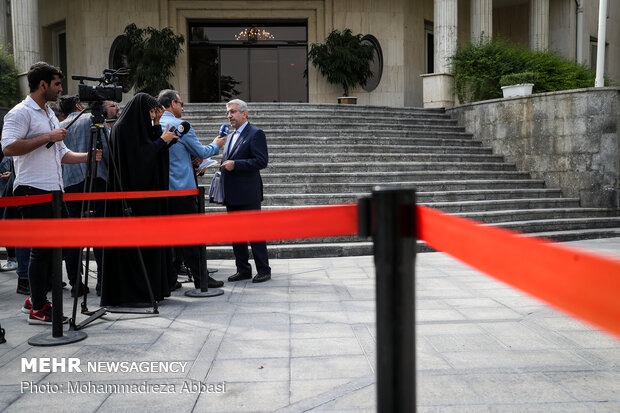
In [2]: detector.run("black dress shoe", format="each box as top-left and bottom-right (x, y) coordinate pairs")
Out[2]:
(228, 272), (252, 282)
(252, 273), (271, 283)
(194, 275), (224, 289)
(208, 276), (224, 288)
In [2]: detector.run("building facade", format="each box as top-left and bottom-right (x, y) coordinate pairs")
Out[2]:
(2, 0), (618, 107)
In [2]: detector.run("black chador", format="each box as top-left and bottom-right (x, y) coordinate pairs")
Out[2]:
(101, 93), (175, 306)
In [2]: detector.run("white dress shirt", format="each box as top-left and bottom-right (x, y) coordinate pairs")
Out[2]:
(1, 96), (70, 191)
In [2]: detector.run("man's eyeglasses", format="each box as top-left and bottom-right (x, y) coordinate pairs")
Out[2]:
(174, 100), (184, 107)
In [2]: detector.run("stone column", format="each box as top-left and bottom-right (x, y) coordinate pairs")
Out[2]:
(422, 0), (458, 108)
(529, 0), (549, 50)
(10, 0), (40, 95)
(434, 0), (458, 73)
(471, 0), (492, 43)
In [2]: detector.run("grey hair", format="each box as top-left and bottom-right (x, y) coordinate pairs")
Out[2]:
(227, 99), (248, 113)
(157, 89), (180, 108)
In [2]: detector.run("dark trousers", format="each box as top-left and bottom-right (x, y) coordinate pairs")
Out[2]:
(169, 195), (204, 283)
(14, 186), (66, 310)
(226, 201), (271, 276)
(64, 178), (105, 287)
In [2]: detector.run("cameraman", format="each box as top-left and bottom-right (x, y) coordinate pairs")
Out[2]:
(59, 95), (113, 297)
(1, 62), (102, 325)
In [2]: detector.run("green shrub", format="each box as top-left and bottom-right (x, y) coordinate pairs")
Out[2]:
(307, 29), (375, 97)
(499, 72), (537, 87)
(0, 45), (21, 107)
(452, 38), (600, 103)
(116, 24), (185, 97)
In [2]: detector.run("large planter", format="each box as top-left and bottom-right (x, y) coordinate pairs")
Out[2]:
(338, 96), (358, 104)
(501, 83), (534, 98)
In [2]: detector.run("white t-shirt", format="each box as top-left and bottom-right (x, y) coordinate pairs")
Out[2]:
(1, 96), (70, 191)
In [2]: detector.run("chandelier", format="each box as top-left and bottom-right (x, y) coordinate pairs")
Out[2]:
(234, 25), (275, 42)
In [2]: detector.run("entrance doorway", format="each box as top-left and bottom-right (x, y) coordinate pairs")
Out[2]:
(188, 21), (308, 103)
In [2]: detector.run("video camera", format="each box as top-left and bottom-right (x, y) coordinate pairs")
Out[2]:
(72, 68), (126, 103)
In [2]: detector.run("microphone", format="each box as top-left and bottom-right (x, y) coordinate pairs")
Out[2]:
(168, 121), (191, 146)
(218, 124), (230, 138)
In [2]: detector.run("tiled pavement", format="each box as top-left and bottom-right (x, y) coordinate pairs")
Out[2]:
(0, 238), (619, 412)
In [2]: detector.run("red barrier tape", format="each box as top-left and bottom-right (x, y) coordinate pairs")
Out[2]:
(63, 189), (199, 202)
(416, 205), (620, 339)
(1, 204), (358, 247)
(0, 194), (53, 208)
(0, 189), (200, 208)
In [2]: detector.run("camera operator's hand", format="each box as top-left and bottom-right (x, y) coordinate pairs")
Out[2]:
(160, 123), (178, 143)
(213, 135), (226, 149)
(93, 148), (103, 162)
(150, 106), (166, 125)
(47, 128), (68, 144)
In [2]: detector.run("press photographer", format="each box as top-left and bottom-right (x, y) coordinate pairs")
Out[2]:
(1, 62), (102, 325)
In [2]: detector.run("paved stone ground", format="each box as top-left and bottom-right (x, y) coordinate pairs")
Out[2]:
(0, 238), (619, 412)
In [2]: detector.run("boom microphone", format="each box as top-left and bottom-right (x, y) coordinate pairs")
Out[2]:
(168, 121), (191, 146)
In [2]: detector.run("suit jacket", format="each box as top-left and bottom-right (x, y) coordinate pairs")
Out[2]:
(221, 122), (268, 206)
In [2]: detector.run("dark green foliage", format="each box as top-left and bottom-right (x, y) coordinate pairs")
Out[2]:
(452, 38), (599, 103)
(0, 46), (21, 107)
(307, 29), (374, 96)
(117, 24), (185, 97)
(499, 72), (538, 87)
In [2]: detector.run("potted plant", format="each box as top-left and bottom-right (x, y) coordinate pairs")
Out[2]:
(307, 29), (375, 104)
(500, 72), (537, 98)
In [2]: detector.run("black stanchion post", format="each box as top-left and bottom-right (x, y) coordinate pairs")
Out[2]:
(185, 187), (224, 298)
(50, 191), (64, 338)
(359, 186), (417, 412)
(29, 191), (88, 346)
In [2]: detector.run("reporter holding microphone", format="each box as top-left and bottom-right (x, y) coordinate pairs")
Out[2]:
(156, 89), (226, 289)
(100, 92), (178, 307)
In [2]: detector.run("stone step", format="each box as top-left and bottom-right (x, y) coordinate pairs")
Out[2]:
(263, 161), (517, 173)
(262, 189), (564, 205)
(496, 217), (620, 233)
(269, 144), (493, 154)
(182, 102), (446, 117)
(203, 197), (581, 213)
(267, 153), (506, 163)
(196, 171), (534, 186)
(261, 179), (547, 193)
(187, 116), (459, 127)
(460, 208), (619, 223)
(199, 136), (482, 148)
(425, 198), (581, 213)
(204, 226), (620, 259)
(194, 128), (473, 139)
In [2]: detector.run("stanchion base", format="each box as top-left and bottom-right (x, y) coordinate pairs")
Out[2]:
(185, 288), (224, 298)
(28, 329), (87, 347)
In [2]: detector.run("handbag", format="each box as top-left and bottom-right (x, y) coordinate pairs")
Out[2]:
(209, 170), (224, 204)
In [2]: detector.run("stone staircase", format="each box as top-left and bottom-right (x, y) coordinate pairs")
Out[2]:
(182, 103), (620, 259)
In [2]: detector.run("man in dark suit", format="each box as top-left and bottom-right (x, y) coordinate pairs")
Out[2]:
(221, 99), (271, 283)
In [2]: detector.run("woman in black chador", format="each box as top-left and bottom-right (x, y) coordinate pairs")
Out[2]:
(101, 92), (178, 306)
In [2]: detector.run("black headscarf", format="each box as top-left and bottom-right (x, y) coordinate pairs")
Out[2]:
(108, 92), (168, 192)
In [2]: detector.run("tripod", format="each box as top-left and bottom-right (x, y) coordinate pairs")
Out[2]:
(68, 103), (158, 332)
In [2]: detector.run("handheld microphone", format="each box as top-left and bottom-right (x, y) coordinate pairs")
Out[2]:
(218, 124), (229, 138)
(168, 121), (191, 146)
